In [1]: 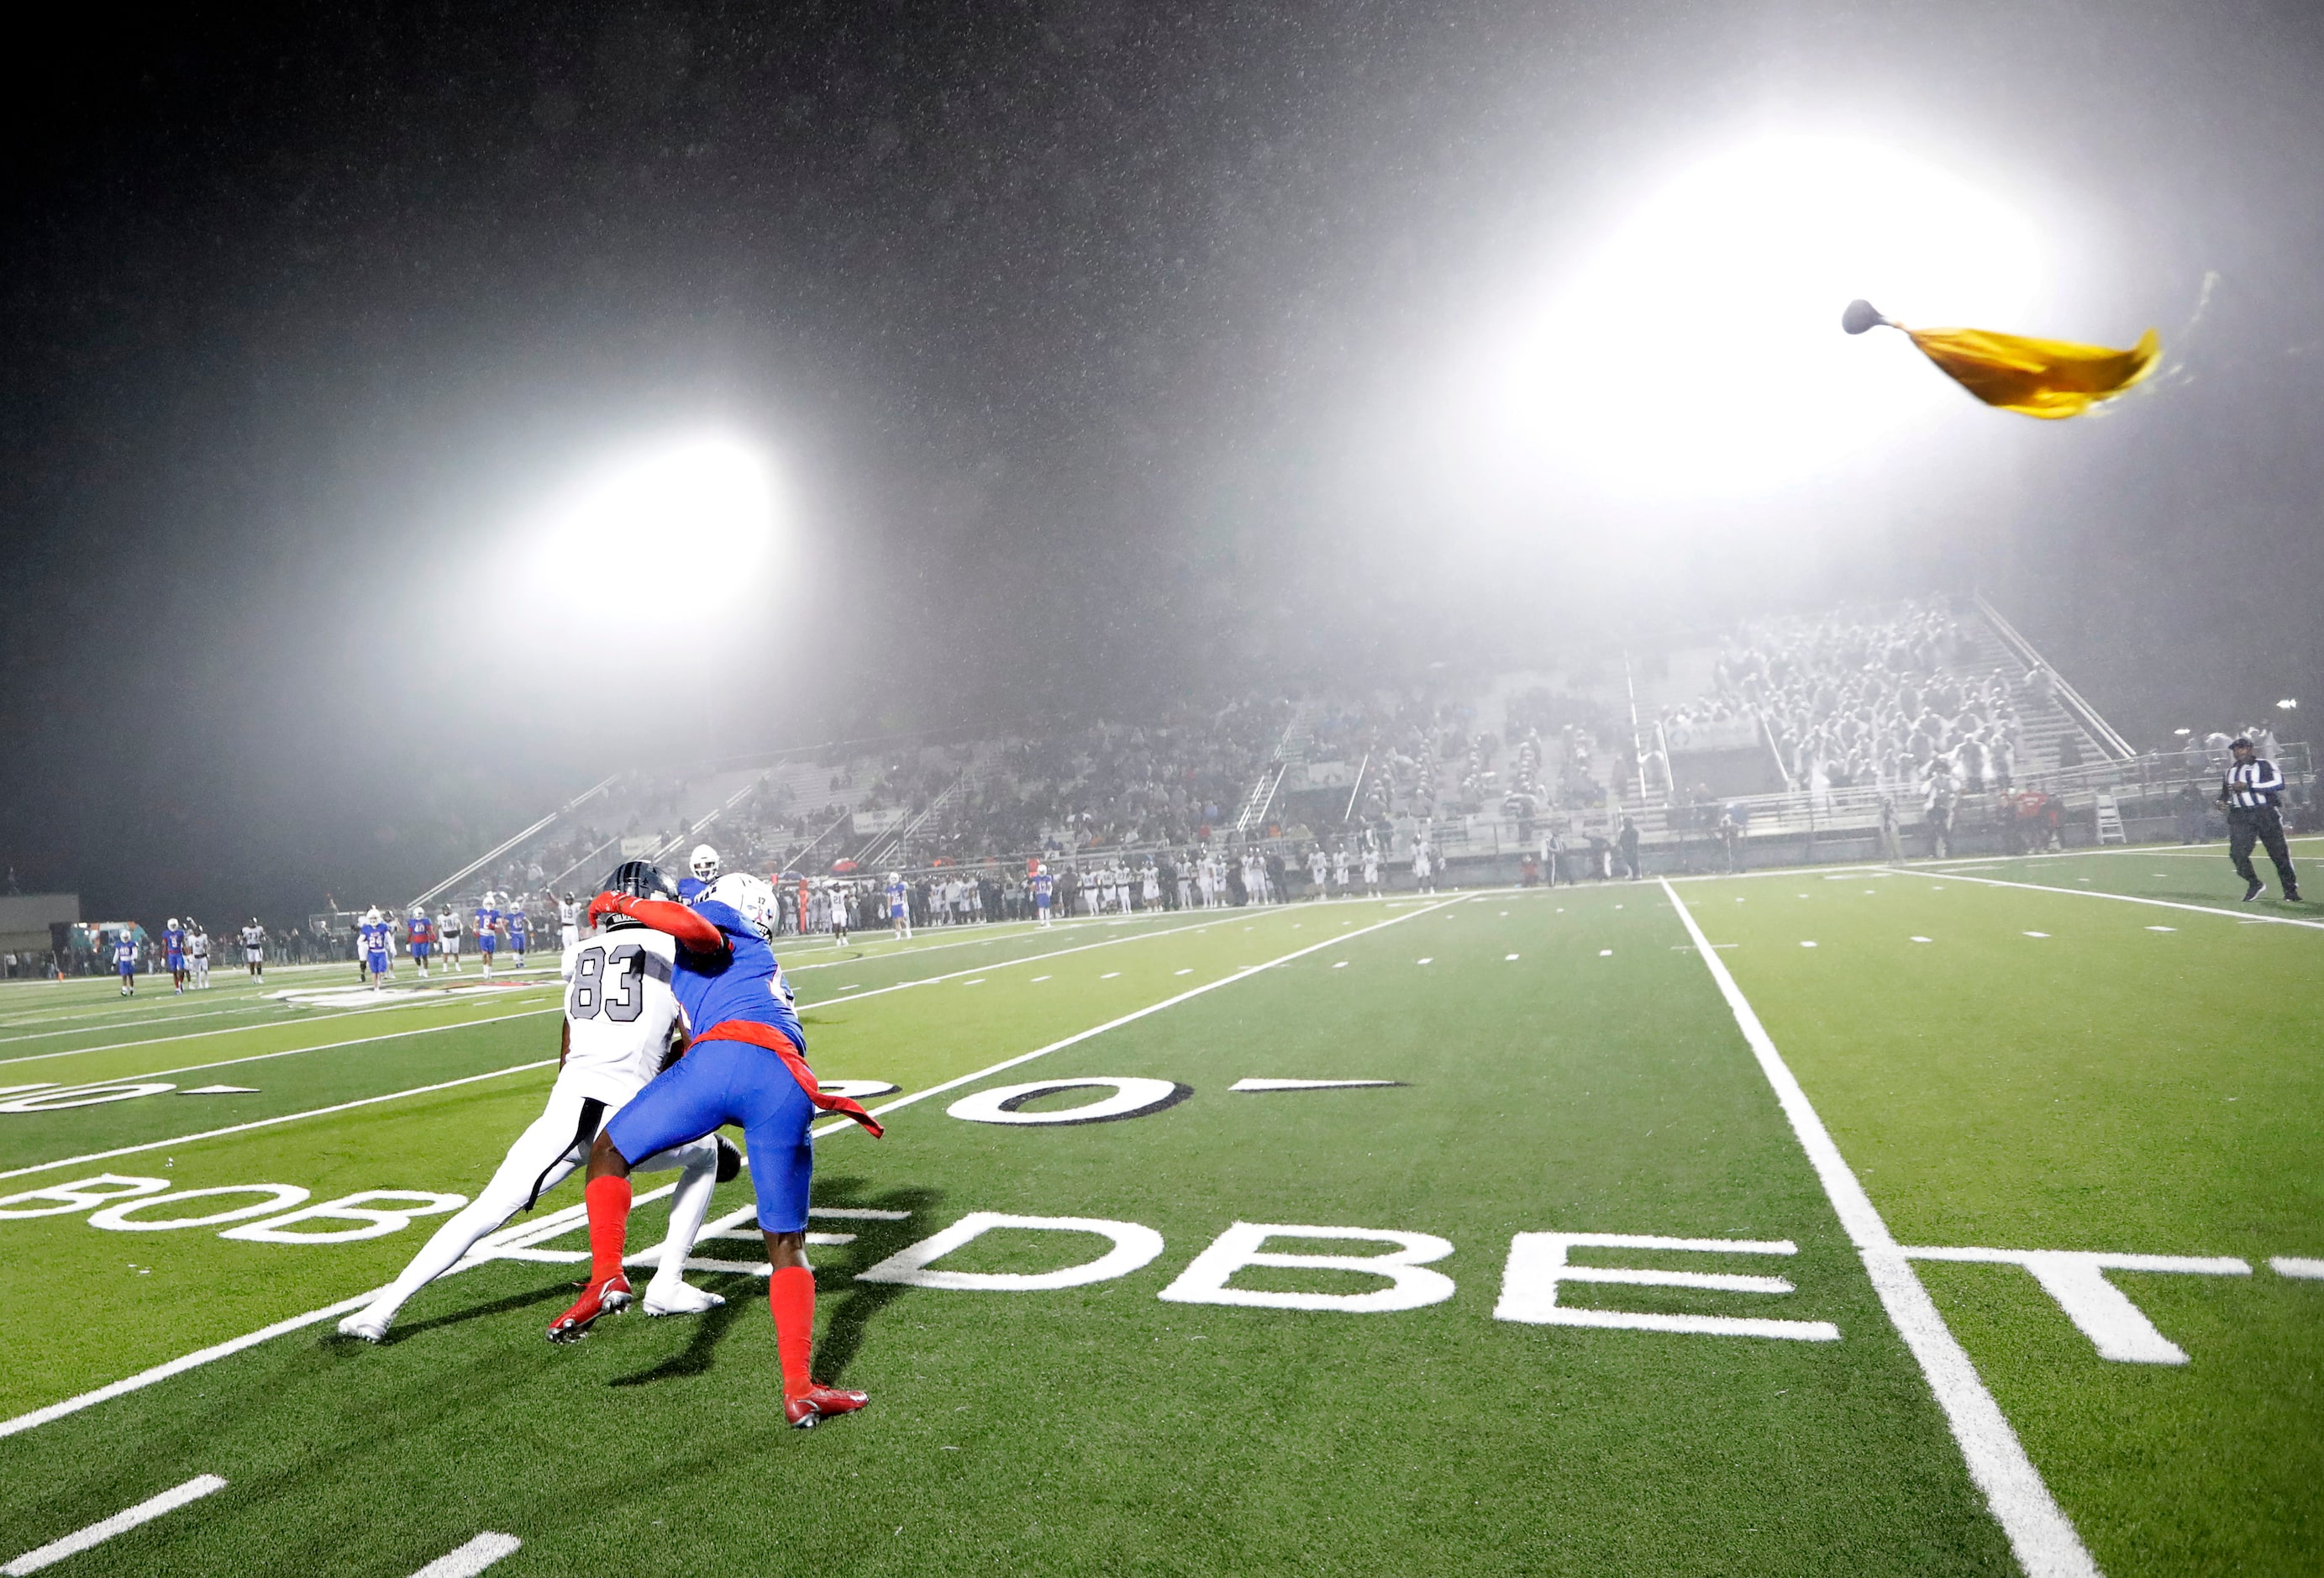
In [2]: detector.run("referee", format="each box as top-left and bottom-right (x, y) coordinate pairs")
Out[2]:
(2218, 737), (2302, 902)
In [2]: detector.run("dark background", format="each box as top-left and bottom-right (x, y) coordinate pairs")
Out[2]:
(3, 0), (2319, 923)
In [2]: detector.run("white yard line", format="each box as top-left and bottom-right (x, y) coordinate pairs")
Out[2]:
(807, 895), (1462, 1140)
(407, 1533), (522, 1577)
(810, 913), (1228, 1007)
(1660, 878), (2100, 1578)
(0, 1059), (560, 1183)
(2, 1473), (228, 1573)
(0, 988), (560, 1071)
(1874, 866), (2324, 932)
(24, 1007), (561, 1092)
(0, 1178), (687, 1442)
(0, 1003), (265, 1045)
(781, 907), (1211, 973)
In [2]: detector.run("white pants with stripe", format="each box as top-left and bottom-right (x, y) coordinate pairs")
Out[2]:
(358, 1077), (720, 1330)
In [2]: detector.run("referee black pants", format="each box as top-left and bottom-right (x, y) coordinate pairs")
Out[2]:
(2227, 807), (2298, 892)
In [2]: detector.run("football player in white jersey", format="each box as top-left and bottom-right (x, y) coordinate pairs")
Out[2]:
(239, 918), (266, 979)
(438, 905), (462, 971)
(339, 862), (734, 1343)
(1307, 845), (1328, 899)
(189, 923), (211, 988)
(1362, 843), (1381, 894)
(558, 892), (582, 950)
(1333, 845), (1352, 896)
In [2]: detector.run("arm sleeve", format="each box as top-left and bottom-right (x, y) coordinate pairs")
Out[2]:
(2258, 761), (2286, 793)
(621, 897), (727, 954)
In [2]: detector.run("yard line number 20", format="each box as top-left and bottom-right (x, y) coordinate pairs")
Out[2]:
(566, 940), (645, 1022)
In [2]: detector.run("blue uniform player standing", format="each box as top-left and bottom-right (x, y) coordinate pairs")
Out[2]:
(113, 929), (138, 997)
(507, 902), (528, 965)
(165, 918), (187, 994)
(475, 898), (498, 976)
(1033, 865), (1054, 927)
(407, 907), (434, 977)
(549, 871), (882, 1429)
(885, 871), (911, 940)
(363, 907), (392, 986)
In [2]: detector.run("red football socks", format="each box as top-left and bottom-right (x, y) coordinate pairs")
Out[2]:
(585, 1175), (633, 1283)
(769, 1265), (816, 1400)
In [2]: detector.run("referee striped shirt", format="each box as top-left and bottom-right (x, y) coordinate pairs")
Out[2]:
(2222, 758), (2286, 809)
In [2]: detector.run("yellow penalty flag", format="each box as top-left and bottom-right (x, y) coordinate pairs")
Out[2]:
(1841, 299), (2160, 419)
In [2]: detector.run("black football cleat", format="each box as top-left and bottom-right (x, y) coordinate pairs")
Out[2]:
(2243, 879), (2266, 902)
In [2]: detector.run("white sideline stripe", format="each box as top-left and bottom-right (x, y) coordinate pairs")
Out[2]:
(1660, 879), (2099, 1578)
(2273, 1256), (2324, 1279)
(809, 897), (1460, 1139)
(0, 990), (560, 1070)
(0, 1060), (560, 1181)
(18, 1007), (562, 1092)
(1876, 866), (2324, 932)
(2, 1473), (228, 1573)
(811, 914), (1224, 1007)
(407, 1531), (521, 1578)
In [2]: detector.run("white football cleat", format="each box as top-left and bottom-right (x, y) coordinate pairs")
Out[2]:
(643, 1281), (725, 1318)
(337, 1309), (390, 1344)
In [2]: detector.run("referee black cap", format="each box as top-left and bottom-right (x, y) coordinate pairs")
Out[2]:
(2232, 737), (2255, 750)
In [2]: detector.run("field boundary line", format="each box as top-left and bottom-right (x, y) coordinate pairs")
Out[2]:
(0, 988), (560, 1071)
(1660, 878), (2100, 1578)
(0, 1060), (559, 1182)
(808, 895), (1463, 1140)
(1874, 866), (2324, 931)
(0, 1003), (259, 1046)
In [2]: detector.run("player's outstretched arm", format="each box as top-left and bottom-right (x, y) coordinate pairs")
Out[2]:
(587, 892), (727, 953)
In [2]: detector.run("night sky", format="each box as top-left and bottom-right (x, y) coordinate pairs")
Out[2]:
(3, 1), (2320, 924)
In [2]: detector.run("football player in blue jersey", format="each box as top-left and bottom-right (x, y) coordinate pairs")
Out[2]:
(1033, 862), (1054, 927)
(885, 870), (911, 940)
(407, 907), (434, 978)
(113, 927), (139, 996)
(548, 871), (882, 1429)
(680, 844), (720, 902)
(507, 899), (529, 966)
(475, 896), (498, 977)
(164, 918), (187, 994)
(364, 907), (392, 986)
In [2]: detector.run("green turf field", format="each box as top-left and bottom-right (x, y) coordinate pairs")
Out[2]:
(0, 862), (2315, 1575)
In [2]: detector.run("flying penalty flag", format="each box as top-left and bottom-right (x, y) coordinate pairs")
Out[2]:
(1841, 298), (2160, 418)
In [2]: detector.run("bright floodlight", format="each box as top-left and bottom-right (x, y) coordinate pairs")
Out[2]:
(1470, 133), (2053, 498)
(2279, 698), (2299, 710)
(532, 434), (778, 611)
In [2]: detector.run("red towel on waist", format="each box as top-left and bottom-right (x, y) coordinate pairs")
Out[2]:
(689, 1019), (884, 1138)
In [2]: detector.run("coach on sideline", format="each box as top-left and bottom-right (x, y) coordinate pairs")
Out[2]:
(2218, 737), (2302, 902)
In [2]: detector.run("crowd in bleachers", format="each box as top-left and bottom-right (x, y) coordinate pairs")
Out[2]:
(1654, 599), (2032, 805)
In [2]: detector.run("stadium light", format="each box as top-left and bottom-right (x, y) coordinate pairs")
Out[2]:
(1464, 132), (2053, 498)
(527, 433), (780, 613)
(2278, 697), (2299, 710)
(2173, 729), (2191, 736)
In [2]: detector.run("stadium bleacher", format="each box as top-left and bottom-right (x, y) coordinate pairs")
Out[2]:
(404, 594), (2311, 905)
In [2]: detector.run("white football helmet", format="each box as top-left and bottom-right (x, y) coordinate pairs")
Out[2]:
(690, 844), (722, 882)
(166, 917), (179, 930)
(365, 906), (382, 923)
(702, 871), (776, 943)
